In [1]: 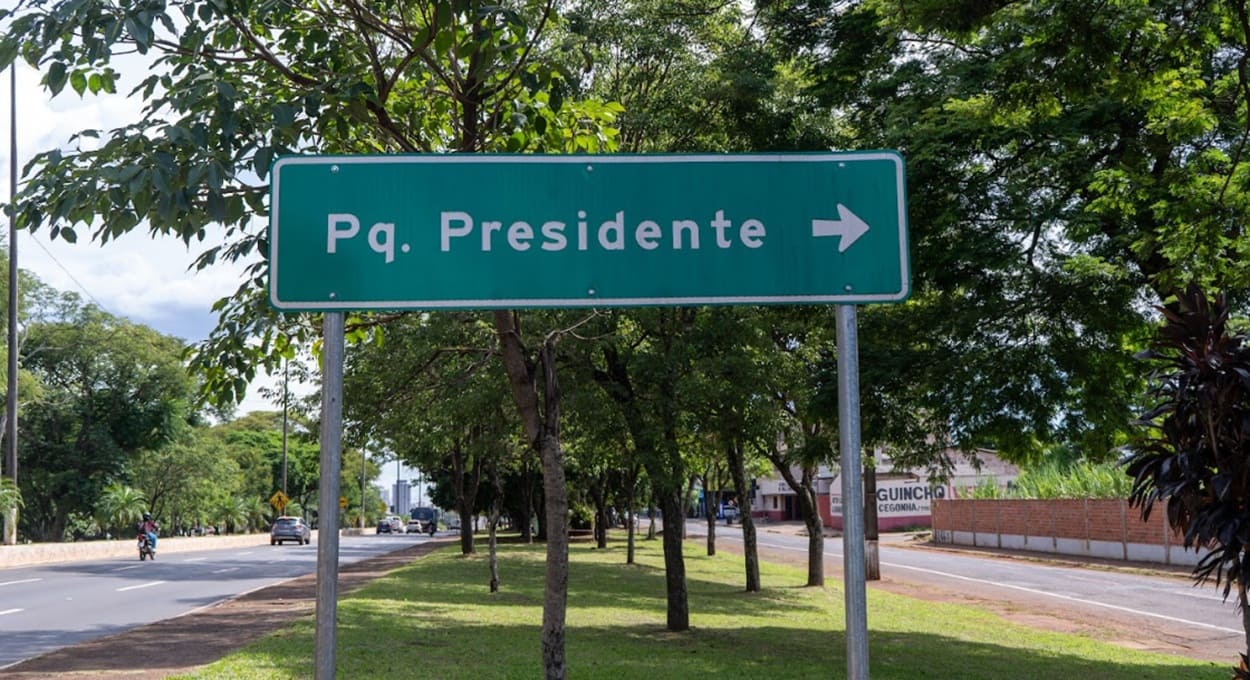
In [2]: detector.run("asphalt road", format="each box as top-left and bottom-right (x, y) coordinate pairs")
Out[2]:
(686, 520), (1243, 658)
(0, 532), (433, 669)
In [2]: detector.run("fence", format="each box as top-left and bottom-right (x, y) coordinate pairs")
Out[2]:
(930, 498), (1205, 567)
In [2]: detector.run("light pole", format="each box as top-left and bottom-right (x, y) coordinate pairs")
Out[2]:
(4, 63), (18, 546)
(359, 448), (366, 528)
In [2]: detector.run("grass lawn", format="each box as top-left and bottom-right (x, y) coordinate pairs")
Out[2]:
(176, 536), (1226, 679)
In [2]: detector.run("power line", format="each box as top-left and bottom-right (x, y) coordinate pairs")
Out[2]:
(19, 228), (113, 313)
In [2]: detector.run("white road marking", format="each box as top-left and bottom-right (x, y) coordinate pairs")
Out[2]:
(710, 531), (1244, 636)
(0, 579), (39, 588)
(881, 561), (1242, 634)
(0, 609), (22, 616)
(116, 581), (166, 592)
(211, 567), (239, 574)
(113, 565), (141, 572)
(183, 557), (207, 563)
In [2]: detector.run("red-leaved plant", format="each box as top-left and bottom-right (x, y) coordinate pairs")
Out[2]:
(1125, 284), (1250, 675)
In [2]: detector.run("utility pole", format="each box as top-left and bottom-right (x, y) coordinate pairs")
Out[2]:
(359, 448), (366, 529)
(4, 63), (19, 546)
(281, 360), (288, 498)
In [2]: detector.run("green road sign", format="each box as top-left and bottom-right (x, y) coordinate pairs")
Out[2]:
(269, 152), (909, 311)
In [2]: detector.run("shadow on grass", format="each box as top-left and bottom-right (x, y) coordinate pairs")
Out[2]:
(200, 619), (1226, 680)
(348, 541), (828, 621)
(175, 539), (1223, 680)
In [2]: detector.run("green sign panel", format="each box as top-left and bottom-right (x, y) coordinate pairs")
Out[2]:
(269, 153), (909, 310)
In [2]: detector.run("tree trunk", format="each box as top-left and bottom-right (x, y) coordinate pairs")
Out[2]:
(705, 487), (718, 556)
(647, 499), (657, 540)
(520, 456), (535, 543)
(659, 488), (689, 631)
(1240, 582), (1250, 663)
(489, 463), (504, 593)
(727, 439), (760, 592)
(589, 476), (608, 549)
(537, 342), (568, 680)
(451, 441), (482, 556)
(762, 429), (827, 587)
(797, 480), (824, 587)
(625, 467), (638, 564)
(864, 451), (880, 581)
(492, 311), (568, 680)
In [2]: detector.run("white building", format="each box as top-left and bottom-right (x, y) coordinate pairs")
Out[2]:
(749, 448), (1018, 531)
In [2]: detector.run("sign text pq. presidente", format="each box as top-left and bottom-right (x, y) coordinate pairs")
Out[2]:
(269, 153), (911, 311)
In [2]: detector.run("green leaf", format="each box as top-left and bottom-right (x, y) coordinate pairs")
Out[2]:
(46, 62), (68, 95)
(254, 147), (274, 179)
(69, 70), (87, 96)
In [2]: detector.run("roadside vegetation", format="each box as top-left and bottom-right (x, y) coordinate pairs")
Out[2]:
(963, 461), (1134, 500)
(2, 0), (1249, 675)
(174, 538), (1222, 680)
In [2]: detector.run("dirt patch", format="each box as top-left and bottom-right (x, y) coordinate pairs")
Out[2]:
(0, 540), (449, 680)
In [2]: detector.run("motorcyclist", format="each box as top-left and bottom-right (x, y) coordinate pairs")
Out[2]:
(138, 513), (159, 554)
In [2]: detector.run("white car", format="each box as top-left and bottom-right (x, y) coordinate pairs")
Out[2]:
(405, 519), (424, 534)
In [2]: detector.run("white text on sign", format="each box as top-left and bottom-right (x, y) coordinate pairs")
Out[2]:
(320, 210), (769, 263)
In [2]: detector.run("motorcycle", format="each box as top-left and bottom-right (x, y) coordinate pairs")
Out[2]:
(137, 533), (156, 561)
(426, 521), (437, 537)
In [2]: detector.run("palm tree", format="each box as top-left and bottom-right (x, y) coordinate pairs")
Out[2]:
(96, 483), (147, 537)
(215, 496), (251, 534)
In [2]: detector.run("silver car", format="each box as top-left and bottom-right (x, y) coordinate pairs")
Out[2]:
(270, 516), (311, 545)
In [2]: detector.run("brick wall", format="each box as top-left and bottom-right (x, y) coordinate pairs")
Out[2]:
(931, 498), (1205, 567)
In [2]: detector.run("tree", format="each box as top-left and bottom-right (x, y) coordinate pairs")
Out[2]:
(754, 0), (1245, 461)
(493, 310), (576, 677)
(95, 482), (147, 537)
(344, 312), (509, 556)
(1125, 285), (1250, 674)
(18, 302), (194, 541)
(591, 307), (701, 631)
(0, 478), (23, 527)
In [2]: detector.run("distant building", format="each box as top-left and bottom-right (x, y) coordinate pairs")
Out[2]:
(393, 480), (412, 516)
(828, 449), (1018, 530)
(377, 485), (392, 510)
(748, 449), (1019, 531)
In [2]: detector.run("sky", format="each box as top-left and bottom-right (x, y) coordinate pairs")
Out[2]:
(0, 58), (287, 421)
(0, 59), (428, 489)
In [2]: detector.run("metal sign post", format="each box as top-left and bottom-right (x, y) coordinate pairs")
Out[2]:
(314, 312), (345, 680)
(269, 152), (909, 679)
(836, 304), (869, 679)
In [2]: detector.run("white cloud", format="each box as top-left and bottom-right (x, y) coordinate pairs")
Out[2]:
(0, 58), (278, 415)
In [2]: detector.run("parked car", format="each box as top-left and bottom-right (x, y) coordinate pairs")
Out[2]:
(270, 516), (311, 545)
(406, 519), (424, 534)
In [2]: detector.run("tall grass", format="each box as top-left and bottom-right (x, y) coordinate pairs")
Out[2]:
(963, 461), (1132, 499)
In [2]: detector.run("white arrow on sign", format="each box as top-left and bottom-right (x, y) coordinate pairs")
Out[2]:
(812, 204), (870, 253)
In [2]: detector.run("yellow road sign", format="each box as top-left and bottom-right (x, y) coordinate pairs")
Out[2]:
(269, 490), (290, 511)
(339, 496), (348, 509)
